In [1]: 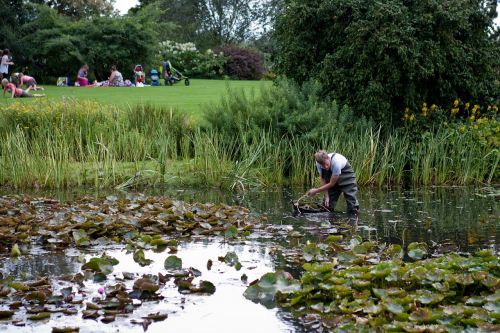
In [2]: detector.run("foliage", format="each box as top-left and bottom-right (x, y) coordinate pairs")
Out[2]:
(134, 0), (275, 49)
(156, 40), (226, 78)
(402, 100), (500, 149)
(214, 45), (264, 80)
(205, 78), (371, 143)
(273, 0), (500, 125)
(245, 235), (500, 332)
(38, 0), (115, 19)
(10, 4), (155, 83)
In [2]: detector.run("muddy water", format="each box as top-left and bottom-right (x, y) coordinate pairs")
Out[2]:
(0, 186), (497, 332)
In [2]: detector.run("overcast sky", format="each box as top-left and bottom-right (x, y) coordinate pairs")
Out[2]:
(113, 1), (499, 25)
(114, 0), (138, 14)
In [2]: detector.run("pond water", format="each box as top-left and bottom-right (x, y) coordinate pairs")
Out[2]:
(0, 186), (498, 332)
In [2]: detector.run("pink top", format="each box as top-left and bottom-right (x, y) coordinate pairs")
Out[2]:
(21, 75), (34, 83)
(4, 82), (22, 96)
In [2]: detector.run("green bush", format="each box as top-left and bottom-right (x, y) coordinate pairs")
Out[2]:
(156, 40), (226, 78)
(205, 79), (372, 143)
(273, 0), (500, 125)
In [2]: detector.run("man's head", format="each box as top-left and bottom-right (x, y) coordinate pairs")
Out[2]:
(314, 150), (330, 169)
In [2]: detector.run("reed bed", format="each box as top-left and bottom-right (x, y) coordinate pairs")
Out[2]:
(0, 98), (497, 190)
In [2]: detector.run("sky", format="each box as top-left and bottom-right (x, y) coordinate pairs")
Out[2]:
(114, 0), (139, 14)
(113, 1), (500, 25)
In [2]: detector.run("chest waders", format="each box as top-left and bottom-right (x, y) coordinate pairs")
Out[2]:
(320, 155), (359, 213)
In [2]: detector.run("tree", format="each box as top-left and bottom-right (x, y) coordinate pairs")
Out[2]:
(19, 5), (155, 82)
(132, 0), (276, 49)
(273, 0), (500, 125)
(35, 0), (116, 19)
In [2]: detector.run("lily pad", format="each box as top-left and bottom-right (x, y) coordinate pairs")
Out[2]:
(164, 255), (182, 270)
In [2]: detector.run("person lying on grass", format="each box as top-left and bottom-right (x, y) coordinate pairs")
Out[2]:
(2, 79), (45, 98)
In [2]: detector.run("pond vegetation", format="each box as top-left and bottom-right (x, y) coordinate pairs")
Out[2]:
(0, 187), (497, 332)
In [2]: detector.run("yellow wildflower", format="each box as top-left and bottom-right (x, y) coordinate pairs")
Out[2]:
(451, 108), (459, 115)
(409, 114), (415, 122)
(431, 104), (437, 110)
(453, 99), (459, 108)
(465, 102), (470, 110)
(459, 126), (465, 133)
(469, 115), (475, 121)
(471, 105), (479, 114)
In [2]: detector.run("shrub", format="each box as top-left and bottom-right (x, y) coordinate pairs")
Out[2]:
(401, 100), (500, 149)
(214, 45), (265, 80)
(156, 40), (226, 78)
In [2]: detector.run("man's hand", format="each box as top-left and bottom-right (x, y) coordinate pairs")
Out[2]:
(307, 188), (318, 196)
(323, 195), (329, 208)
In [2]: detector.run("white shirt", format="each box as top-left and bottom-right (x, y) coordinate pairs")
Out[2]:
(316, 153), (348, 176)
(0, 55), (9, 74)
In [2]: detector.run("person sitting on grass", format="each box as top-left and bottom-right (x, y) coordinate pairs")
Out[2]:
(76, 64), (96, 87)
(2, 78), (45, 98)
(19, 73), (43, 92)
(108, 65), (124, 87)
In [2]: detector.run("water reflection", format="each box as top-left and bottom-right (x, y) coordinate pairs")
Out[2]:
(0, 186), (497, 332)
(0, 241), (298, 333)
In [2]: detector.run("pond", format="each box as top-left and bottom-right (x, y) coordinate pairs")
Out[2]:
(0, 186), (497, 332)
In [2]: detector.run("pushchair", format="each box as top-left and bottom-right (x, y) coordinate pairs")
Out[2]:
(150, 69), (160, 86)
(133, 64), (145, 86)
(162, 60), (190, 86)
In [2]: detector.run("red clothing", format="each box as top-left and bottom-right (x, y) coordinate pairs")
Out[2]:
(4, 82), (22, 96)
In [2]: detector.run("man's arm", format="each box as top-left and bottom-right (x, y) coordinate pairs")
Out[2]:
(308, 175), (338, 196)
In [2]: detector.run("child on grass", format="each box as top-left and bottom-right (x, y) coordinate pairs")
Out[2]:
(19, 73), (43, 92)
(2, 78), (45, 98)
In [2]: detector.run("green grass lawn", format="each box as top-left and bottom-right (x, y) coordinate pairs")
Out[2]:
(0, 79), (271, 120)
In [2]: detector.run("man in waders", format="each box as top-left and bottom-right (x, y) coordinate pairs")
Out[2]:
(307, 150), (359, 214)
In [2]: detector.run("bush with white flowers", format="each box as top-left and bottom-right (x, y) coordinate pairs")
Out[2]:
(156, 40), (227, 78)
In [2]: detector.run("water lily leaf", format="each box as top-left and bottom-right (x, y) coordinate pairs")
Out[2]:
(142, 312), (168, 321)
(52, 327), (80, 333)
(370, 262), (396, 279)
(407, 242), (428, 260)
(82, 255), (118, 275)
(9, 282), (29, 291)
(235, 262), (242, 271)
(191, 280), (216, 294)
(224, 225), (238, 238)
(409, 308), (433, 322)
(133, 278), (160, 293)
(72, 230), (90, 246)
(28, 312), (51, 320)
(483, 301), (500, 314)
(164, 255), (182, 270)
(382, 244), (404, 260)
(466, 296), (485, 306)
(243, 271), (299, 307)
(303, 262), (333, 273)
(0, 310), (14, 319)
(338, 251), (357, 264)
(303, 243), (320, 262)
(11, 243), (21, 257)
(384, 301), (405, 315)
(199, 222), (212, 230)
(224, 251), (239, 266)
(150, 238), (169, 247)
(415, 289), (444, 305)
(133, 250), (153, 267)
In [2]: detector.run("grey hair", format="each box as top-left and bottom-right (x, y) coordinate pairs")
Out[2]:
(314, 150), (329, 163)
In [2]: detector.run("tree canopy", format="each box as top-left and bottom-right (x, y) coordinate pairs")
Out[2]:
(273, 0), (500, 124)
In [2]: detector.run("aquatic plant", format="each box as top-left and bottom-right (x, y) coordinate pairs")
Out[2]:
(245, 237), (500, 332)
